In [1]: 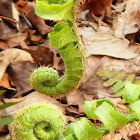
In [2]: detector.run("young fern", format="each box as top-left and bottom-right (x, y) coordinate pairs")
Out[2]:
(30, 0), (84, 95)
(12, 103), (65, 140)
(12, 1), (140, 140)
(12, 77), (140, 140)
(12, 99), (140, 140)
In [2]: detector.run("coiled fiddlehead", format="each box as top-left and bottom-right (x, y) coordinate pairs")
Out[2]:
(30, 0), (84, 95)
(12, 99), (140, 140)
(12, 103), (65, 140)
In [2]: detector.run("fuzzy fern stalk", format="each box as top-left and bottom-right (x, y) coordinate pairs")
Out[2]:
(30, 0), (84, 95)
(12, 103), (65, 140)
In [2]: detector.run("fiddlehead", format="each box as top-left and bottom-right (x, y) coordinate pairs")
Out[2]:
(30, 0), (84, 95)
(12, 103), (65, 140)
(12, 99), (140, 140)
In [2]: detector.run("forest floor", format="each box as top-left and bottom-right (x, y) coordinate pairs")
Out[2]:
(0, 0), (140, 140)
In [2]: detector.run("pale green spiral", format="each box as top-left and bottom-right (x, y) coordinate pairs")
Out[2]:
(12, 103), (65, 140)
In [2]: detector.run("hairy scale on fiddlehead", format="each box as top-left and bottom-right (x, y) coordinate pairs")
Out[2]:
(12, 103), (65, 140)
(30, 0), (84, 95)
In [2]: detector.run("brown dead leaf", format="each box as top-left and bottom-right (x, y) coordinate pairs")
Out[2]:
(16, 0), (53, 35)
(0, 135), (10, 140)
(3, 98), (24, 104)
(7, 33), (28, 49)
(0, 33), (28, 49)
(0, 0), (16, 28)
(30, 34), (45, 44)
(82, 0), (113, 17)
(78, 25), (138, 59)
(5, 91), (65, 115)
(113, 0), (140, 38)
(66, 91), (85, 112)
(0, 73), (13, 90)
(0, 41), (9, 50)
(25, 45), (54, 66)
(0, 48), (33, 82)
(0, 125), (8, 134)
(7, 61), (36, 96)
(0, 19), (14, 40)
(66, 106), (79, 115)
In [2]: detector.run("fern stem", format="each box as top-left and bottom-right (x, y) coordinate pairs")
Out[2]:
(30, 0), (84, 95)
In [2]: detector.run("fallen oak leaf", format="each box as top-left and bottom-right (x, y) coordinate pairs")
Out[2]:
(66, 91), (85, 113)
(78, 25), (138, 59)
(0, 48), (33, 82)
(7, 33), (28, 49)
(0, 18), (14, 40)
(113, 0), (140, 38)
(24, 45), (54, 66)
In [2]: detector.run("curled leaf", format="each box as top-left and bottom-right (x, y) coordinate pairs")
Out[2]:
(84, 99), (115, 118)
(62, 117), (104, 140)
(129, 100), (140, 120)
(119, 81), (140, 104)
(84, 99), (128, 132)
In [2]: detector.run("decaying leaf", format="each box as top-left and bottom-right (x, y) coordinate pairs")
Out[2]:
(7, 61), (36, 96)
(25, 45), (54, 66)
(66, 91), (85, 113)
(5, 91), (65, 116)
(0, 18), (14, 40)
(113, 0), (140, 38)
(82, 0), (113, 17)
(0, 0), (140, 139)
(78, 25), (138, 59)
(6, 33), (28, 49)
(0, 48), (33, 82)
(0, 0), (16, 28)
